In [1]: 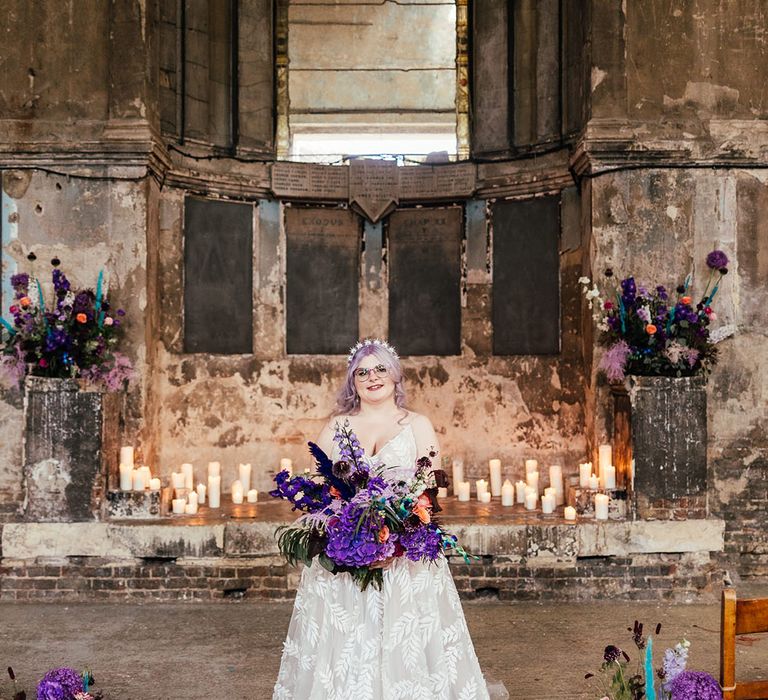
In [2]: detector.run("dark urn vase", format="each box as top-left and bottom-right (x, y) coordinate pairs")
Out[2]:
(618, 374), (708, 520)
(22, 376), (119, 522)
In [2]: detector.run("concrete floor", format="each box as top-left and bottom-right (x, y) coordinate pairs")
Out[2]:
(1, 587), (767, 699)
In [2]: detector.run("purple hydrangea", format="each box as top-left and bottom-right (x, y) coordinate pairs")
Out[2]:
(669, 670), (722, 699)
(325, 502), (396, 567)
(399, 523), (443, 562)
(705, 250), (729, 271)
(37, 667), (84, 700)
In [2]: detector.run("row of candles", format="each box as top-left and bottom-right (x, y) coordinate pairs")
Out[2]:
(451, 444), (618, 521)
(118, 446), (295, 515)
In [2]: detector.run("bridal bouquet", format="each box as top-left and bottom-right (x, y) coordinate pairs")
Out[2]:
(270, 421), (472, 590)
(580, 249), (733, 382)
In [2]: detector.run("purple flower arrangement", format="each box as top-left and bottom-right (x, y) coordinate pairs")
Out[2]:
(270, 420), (471, 590)
(585, 620), (722, 700)
(580, 250), (731, 382)
(5, 666), (100, 700)
(0, 257), (133, 390)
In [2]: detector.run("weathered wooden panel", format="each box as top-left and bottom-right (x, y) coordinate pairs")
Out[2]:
(492, 195), (560, 354)
(388, 207), (462, 356)
(183, 196), (253, 354)
(239, 0), (274, 152)
(561, 0), (588, 137)
(285, 208), (360, 355)
(471, 0), (510, 156)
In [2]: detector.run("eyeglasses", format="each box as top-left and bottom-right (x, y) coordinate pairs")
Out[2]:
(354, 364), (388, 380)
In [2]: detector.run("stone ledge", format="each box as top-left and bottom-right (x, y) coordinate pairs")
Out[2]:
(1, 518), (725, 561)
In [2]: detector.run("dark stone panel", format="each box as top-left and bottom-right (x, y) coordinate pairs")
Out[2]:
(285, 208), (360, 355)
(630, 376), (708, 519)
(388, 207), (462, 356)
(471, 0), (510, 156)
(492, 196), (560, 354)
(183, 196), (253, 354)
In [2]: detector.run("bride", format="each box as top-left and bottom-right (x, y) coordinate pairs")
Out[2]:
(273, 339), (491, 700)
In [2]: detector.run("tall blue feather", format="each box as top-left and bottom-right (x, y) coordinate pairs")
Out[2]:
(644, 636), (656, 700)
(95, 270), (104, 328)
(0, 317), (16, 336)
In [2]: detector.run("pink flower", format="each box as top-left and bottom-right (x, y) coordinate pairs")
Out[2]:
(104, 316), (114, 326)
(599, 340), (631, 382)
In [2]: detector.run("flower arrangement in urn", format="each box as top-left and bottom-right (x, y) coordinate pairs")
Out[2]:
(586, 620), (722, 700)
(580, 250), (732, 382)
(0, 254), (133, 390)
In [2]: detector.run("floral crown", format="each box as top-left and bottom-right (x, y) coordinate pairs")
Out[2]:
(347, 339), (399, 366)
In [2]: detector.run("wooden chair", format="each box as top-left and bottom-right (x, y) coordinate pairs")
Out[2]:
(720, 588), (768, 699)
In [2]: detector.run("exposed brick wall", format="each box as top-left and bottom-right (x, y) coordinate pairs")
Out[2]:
(0, 552), (723, 603)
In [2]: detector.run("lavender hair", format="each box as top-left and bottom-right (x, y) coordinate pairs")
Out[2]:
(334, 343), (407, 416)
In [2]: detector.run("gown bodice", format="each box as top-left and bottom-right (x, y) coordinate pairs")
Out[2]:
(332, 422), (418, 482)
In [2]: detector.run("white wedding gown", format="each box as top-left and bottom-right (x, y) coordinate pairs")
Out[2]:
(273, 425), (492, 700)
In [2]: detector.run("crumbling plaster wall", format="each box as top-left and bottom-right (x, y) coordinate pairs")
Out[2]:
(0, 170), (153, 518)
(151, 190), (586, 492)
(585, 0), (768, 576)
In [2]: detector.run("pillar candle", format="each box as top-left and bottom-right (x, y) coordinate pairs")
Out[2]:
(437, 487), (448, 499)
(579, 462), (592, 488)
(456, 481), (470, 502)
(119, 463), (133, 491)
(132, 470), (145, 491)
(603, 464), (616, 490)
(171, 472), (185, 490)
(452, 459), (464, 495)
(185, 491), (198, 514)
(598, 444), (612, 483)
(139, 466), (152, 490)
(196, 482), (207, 504)
(120, 446), (134, 468)
(149, 477), (161, 491)
(208, 461), (221, 477)
(501, 479), (515, 507)
(541, 493), (555, 514)
(526, 470), (539, 494)
(595, 493), (609, 520)
(524, 488), (537, 510)
(231, 480), (244, 504)
(280, 458), (293, 476)
(238, 463), (252, 492)
(549, 465), (564, 505)
(247, 489), (259, 503)
(181, 463), (194, 490)
(564, 506), (577, 521)
(172, 498), (186, 514)
(588, 474), (600, 490)
(489, 459), (502, 497)
(208, 475), (221, 508)
(515, 480), (527, 504)
(475, 479), (488, 499)
(544, 487), (556, 499)
(479, 491), (491, 504)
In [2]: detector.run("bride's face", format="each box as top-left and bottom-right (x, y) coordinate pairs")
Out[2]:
(353, 355), (396, 407)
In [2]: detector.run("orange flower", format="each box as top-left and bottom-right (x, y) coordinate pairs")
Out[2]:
(413, 506), (431, 525)
(75, 313), (88, 323)
(378, 525), (390, 543)
(681, 296), (692, 305)
(19, 296), (31, 307)
(646, 324), (657, 335)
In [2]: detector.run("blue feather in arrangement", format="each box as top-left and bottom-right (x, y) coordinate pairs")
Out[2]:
(307, 441), (355, 500)
(95, 269), (105, 328)
(644, 636), (657, 700)
(0, 317), (16, 336)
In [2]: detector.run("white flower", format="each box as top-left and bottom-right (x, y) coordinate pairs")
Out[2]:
(293, 491), (304, 501)
(578, 276), (591, 285)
